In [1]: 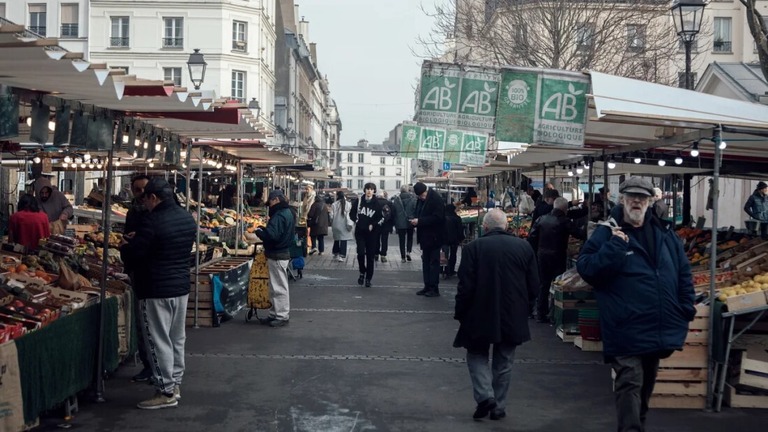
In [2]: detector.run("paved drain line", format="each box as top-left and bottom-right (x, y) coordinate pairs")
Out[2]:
(291, 308), (452, 314)
(186, 352), (602, 365)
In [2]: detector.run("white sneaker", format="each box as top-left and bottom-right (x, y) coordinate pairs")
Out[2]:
(336, 256), (345, 262)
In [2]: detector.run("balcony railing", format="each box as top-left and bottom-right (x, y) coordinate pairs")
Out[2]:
(110, 37), (130, 47)
(162, 37), (183, 48)
(713, 40), (732, 52)
(60, 23), (78, 38)
(28, 26), (46, 36)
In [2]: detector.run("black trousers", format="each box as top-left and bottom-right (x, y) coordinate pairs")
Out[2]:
(610, 355), (661, 432)
(332, 240), (348, 257)
(311, 235), (325, 253)
(441, 244), (458, 275)
(356, 232), (378, 281)
(378, 226), (391, 255)
(397, 228), (414, 258)
(421, 247), (441, 293)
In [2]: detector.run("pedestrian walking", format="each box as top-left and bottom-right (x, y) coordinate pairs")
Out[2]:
(412, 182), (444, 297)
(441, 204), (465, 278)
(350, 183), (384, 287)
(527, 197), (585, 323)
(255, 190), (296, 328)
(119, 178), (197, 409)
(307, 195), (330, 256)
(652, 187), (669, 222)
(331, 191), (354, 262)
(453, 209), (539, 421)
(392, 185), (416, 262)
(376, 193), (395, 262)
(577, 176), (695, 432)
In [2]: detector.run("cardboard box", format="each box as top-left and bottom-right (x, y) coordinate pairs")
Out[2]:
(725, 291), (768, 312)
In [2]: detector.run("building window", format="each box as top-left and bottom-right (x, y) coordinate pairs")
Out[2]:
(347, 179), (352, 189)
(380, 157), (386, 164)
(379, 180), (385, 190)
(110, 16), (130, 47)
(232, 21), (247, 51)
(357, 180), (363, 189)
(380, 167), (386, 176)
(111, 66), (129, 75)
(358, 153), (364, 163)
(0, 4), (5, 18)
(60, 4), (78, 38)
(626, 24), (645, 52)
(347, 166), (352, 176)
(396, 180), (402, 189)
(575, 23), (595, 52)
(231, 70), (246, 102)
(358, 166), (364, 176)
(396, 157), (401, 165)
(346, 153), (352, 162)
(713, 17), (732, 52)
(29, 4), (46, 36)
(163, 17), (183, 48)
(677, 72), (698, 88)
(163, 67), (182, 86)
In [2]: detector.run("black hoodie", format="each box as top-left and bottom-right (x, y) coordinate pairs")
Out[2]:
(351, 194), (384, 235)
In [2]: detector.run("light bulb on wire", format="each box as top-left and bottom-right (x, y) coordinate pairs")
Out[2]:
(634, 156), (642, 164)
(64, 155), (72, 163)
(608, 159), (616, 170)
(83, 152), (91, 161)
(576, 166), (583, 175)
(719, 140), (727, 150)
(674, 153), (683, 165)
(32, 156), (41, 164)
(690, 142), (699, 157)
(658, 159), (666, 167)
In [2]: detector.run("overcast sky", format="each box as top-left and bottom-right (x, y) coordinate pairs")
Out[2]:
(298, 1), (437, 147)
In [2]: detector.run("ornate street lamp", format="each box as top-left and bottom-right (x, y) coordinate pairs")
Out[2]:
(248, 98), (261, 118)
(670, 0), (706, 89)
(186, 49), (207, 90)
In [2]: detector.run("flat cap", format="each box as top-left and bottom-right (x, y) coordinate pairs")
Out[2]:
(268, 189), (285, 201)
(619, 177), (654, 197)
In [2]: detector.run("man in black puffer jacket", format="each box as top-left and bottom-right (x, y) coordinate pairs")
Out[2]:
(412, 182), (445, 297)
(527, 197), (586, 322)
(255, 190), (296, 327)
(120, 178), (196, 410)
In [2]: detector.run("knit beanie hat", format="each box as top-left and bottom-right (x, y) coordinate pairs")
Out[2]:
(413, 182), (427, 195)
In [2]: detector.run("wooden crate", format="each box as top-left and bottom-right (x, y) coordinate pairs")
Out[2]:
(649, 394), (706, 409)
(725, 384), (768, 408)
(659, 345), (708, 368)
(556, 326), (578, 343)
(736, 349), (768, 391)
(574, 336), (602, 352)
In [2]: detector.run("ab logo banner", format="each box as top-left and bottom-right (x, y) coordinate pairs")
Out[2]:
(495, 68), (589, 147)
(400, 123), (488, 167)
(416, 63), (500, 134)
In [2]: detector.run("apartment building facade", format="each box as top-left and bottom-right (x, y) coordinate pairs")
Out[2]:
(339, 140), (412, 195)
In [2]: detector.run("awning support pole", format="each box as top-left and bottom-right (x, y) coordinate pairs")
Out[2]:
(706, 125), (722, 411)
(194, 148), (203, 329)
(95, 147), (114, 403)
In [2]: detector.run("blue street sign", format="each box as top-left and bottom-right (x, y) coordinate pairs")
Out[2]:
(443, 162), (451, 171)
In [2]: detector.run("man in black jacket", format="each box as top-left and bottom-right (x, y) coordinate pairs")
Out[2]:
(122, 174), (152, 383)
(351, 183), (384, 287)
(453, 209), (539, 420)
(412, 182), (445, 297)
(255, 190), (296, 327)
(527, 197), (586, 323)
(120, 178), (196, 410)
(442, 204), (465, 278)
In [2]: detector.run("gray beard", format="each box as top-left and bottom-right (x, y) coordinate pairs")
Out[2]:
(625, 209), (645, 225)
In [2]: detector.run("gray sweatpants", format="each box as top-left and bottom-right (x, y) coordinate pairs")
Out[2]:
(267, 259), (290, 320)
(140, 294), (188, 395)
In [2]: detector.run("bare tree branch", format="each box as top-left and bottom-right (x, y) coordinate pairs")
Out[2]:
(740, 0), (768, 82)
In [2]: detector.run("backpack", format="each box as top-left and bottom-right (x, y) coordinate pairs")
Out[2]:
(291, 256), (305, 270)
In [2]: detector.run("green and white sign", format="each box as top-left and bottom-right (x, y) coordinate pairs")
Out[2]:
(400, 123), (488, 167)
(416, 63), (500, 133)
(495, 68), (589, 147)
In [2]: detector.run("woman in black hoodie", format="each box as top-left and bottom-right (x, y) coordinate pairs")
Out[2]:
(350, 182), (384, 287)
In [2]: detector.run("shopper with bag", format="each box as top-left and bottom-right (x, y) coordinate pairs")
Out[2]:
(441, 204), (465, 279)
(392, 185), (416, 263)
(330, 191), (354, 262)
(307, 195), (330, 256)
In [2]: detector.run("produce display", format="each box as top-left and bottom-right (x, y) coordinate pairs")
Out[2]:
(717, 273), (768, 301)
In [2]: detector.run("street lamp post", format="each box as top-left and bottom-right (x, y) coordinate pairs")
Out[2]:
(186, 49), (207, 90)
(670, 0), (706, 90)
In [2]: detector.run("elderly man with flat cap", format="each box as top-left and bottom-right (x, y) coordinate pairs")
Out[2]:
(576, 176), (694, 432)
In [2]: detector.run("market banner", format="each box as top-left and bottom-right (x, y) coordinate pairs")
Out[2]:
(0, 340), (25, 432)
(416, 62), (500, 134)
(495, 68), (589, 147)
(0, 87), (19, 140)
(400, 124), (488, 167)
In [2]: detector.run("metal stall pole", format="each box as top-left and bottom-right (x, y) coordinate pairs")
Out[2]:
(95, 148), (114, 402)
(588, 158), (594, 234)
(185, 144), (192, 212)
(672, 174), (679, 227)
(602, 151), (609, 220)
(235, 161), (242, 256)
(709, 126), (723, 411)
(194, 148), (204, 328)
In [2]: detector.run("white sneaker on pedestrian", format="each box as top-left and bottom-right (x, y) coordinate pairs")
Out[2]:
(309, 248), (318, 255)
(337, 256), (345, 262)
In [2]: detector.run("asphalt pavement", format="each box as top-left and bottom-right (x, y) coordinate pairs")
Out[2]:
(36, 236), (767, 431)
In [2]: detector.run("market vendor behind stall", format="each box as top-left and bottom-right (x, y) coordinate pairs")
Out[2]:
(8, 193), (50, 252)
(37, 185), (73, 235)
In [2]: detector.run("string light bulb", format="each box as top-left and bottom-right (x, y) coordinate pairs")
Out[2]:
(567, 165), (574, 177)
(62, 162), (68, 168)
(674, 152), (683, 165)
(576, 166), (583, 175)
(149, 162), (155, 168)
(719, 140), (727, 150)
(32, 156), (41, 164)
(83, 152), (91, 161)
(634, 155), (642, 164)
(607, 159), (616, 170)
(658, 159), (666, 167)
(64, 155), (72, 163)
(690, 142), (699, 157)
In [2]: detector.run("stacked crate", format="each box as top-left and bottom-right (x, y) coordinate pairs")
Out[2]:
(553, 272), (596, 342)
(187, 257), (251, 327)
(649, 304), (710, 409)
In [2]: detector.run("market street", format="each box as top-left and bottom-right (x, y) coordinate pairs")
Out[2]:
(35, 238), (767, 432)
